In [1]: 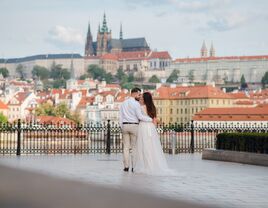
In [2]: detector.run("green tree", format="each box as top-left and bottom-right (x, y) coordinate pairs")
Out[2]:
(148, 75), (160, 83)
(261, 71), (268, 88)
(0, 112), (8, 123)
(50, 62), (70, 80)
(115, 68), (126, 81)
(32, 65), (50, 80)
(166, 69), (179, 83)
(240, 74), (248, 89)
(52, 79), (66, 89)
(54, 103), (71, 118)
(35, 102), (55, 116)
(79, 74), (90, 80)
(87, 64), (106, 81)
(16, 64), (26, 80)
(105, 72), (114, 84)
(128, 73), (135, 82)
(121, 82), (134, 90)
(0, 67), (9, 78)
(35, 102), (81, 123)
(68, 110), (81, 124)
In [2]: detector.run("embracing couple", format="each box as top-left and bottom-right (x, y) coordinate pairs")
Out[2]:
(119, 88), (174, 176)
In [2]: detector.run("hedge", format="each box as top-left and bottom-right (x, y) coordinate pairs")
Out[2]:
(216, 132), (268, 154)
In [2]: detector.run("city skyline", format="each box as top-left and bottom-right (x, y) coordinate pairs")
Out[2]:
(1, 0), (268, 59)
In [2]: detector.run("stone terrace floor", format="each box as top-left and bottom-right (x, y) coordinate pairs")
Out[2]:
(0, 153), (267, 208)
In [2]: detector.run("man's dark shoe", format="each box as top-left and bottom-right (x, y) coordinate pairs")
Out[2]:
(124, 167), (129, 172)
(131, 168), (134, 172)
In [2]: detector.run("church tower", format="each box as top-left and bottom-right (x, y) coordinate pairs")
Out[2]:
(120, 23), (123, 40)
(209, 42), (216, 57)
(70, 55), (75, 79)
(200, 41), (208, 58)
(84, 21), (94, 56)
(96, 13), (112, 56)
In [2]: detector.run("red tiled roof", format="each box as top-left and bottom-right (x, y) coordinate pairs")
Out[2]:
(101, 53), (118, 61)
(149, 51), (171, 59)
(115, 92), (130, 102)
(117, 51), (149, 60)
(99, 91), (117, 97)
(193, 106), (268, 121)
(36, 116), (75, 125)
(0, 100), (8, 109)
(249, 89), (268, 99)
(8, 92), (31, 105)
(175, 55), (268, 63)
(228, 92), (249, 99)
(105, 84), (121, 89)
(154, 85), (232, 100)
(77, 97), (94, 108)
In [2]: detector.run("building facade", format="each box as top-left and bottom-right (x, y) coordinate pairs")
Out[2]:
(167, 42), (268, 84)
(0, 54), (85, 79)
(193, 105), (268, 128)
(153, 84), (234, 124)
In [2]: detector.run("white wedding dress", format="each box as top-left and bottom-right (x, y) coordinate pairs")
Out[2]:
(134, 107), (175, 176)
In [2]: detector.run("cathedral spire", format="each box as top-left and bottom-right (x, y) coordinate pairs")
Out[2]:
(120, 22), (123, 40)
(87, 21), (91, 36)
(84, 19), (94, 56)
(201, 40), (208, 58)
(210, 41), (215, 57)
(101, 13), (108, 33)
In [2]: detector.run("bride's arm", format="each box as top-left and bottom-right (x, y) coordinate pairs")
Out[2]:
(135, 104), (152, 122)
(142, 106), (158, 125)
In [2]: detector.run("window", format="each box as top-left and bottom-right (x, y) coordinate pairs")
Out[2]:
(185, 109), (187, 114)
(170, 109), (173, 114)
(133, 64), (138, 71)
(181, 109), (183, 114)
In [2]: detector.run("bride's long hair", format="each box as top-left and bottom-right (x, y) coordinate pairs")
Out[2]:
(143, 92), (156, 119)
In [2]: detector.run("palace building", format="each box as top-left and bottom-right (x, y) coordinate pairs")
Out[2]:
(167, 41), (268, 84)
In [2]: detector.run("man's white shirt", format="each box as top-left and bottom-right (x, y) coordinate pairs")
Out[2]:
(119, 97), (152, 127)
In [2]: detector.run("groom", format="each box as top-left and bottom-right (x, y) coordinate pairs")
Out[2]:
(119, 88), (152, 172)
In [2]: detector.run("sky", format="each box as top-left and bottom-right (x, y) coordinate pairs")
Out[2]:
(0, 0), (268, 59)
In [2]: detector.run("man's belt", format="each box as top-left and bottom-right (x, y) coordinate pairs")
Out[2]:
(123, 122), (139, 125)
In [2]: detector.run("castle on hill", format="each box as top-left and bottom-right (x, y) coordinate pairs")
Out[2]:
(84, 13), (150, 56)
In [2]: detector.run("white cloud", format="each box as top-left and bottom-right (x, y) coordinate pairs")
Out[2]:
(168, 0), (231, 12)
(47, 25), (84, 46)
(205, 12), (251, 32)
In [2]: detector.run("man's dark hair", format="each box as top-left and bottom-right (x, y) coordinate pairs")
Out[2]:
(131, 87), (141, 94)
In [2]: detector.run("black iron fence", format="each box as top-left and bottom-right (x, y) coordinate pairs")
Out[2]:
(0, 120), (267, 155)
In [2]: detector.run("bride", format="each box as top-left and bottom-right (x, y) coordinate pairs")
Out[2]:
(134, 92), (175, 176)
